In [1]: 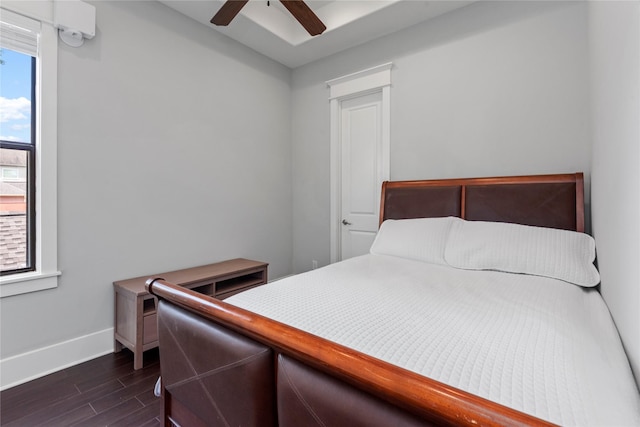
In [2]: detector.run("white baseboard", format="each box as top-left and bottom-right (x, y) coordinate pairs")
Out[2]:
(0, 328), (114, 391)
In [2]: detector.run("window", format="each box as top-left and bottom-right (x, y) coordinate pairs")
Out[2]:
(1, 49), (36, 275)
(1, 166), (21, 180)
(0, 6), (59, 297)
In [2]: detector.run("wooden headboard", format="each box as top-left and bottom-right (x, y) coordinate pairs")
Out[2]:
(380, 173), (584, 232)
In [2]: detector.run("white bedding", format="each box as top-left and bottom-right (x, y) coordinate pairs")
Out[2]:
(226, 254), (640, 426)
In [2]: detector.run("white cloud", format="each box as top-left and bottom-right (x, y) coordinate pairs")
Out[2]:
(10, 123), (30, 131)
(0, 97), (31, 123)
(0, 135), (23, 142)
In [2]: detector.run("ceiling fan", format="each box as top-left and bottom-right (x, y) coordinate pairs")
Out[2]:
(211, 0), (327, 36)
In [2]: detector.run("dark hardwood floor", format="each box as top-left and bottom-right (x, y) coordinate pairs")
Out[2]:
(0, 348), (161, 426)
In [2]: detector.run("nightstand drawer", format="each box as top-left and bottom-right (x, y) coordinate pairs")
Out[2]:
(143, 313), (158, 344)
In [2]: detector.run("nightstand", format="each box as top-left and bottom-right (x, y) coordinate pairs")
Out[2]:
(113, 258), (268, 369)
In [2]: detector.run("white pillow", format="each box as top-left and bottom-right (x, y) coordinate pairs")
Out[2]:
(370, 217), (455, 265)
(444, 219), (600, 287)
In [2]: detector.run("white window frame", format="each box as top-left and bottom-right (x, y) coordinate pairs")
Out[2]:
(1, 3), (60, 297)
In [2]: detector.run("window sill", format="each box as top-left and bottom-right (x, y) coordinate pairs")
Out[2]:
(0, 271), (61, 298)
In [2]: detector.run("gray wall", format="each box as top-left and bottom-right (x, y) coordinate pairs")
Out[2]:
(0, 1), (292, 358)
(2, 0), (637, 393)
(291, 1), (591, 273)
(589, 1), (640, 387)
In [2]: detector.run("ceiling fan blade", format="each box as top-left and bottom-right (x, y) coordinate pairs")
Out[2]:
(279, 1), (326, 36)
(211, 0), (249, 26)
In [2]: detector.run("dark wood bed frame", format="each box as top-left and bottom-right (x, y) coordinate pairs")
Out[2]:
(147, 173), (584, 427)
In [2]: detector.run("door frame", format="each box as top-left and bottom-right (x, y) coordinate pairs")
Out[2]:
(327, 63), (392, 263)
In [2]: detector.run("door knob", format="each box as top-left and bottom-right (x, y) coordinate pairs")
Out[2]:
(342, 219), (352, 225)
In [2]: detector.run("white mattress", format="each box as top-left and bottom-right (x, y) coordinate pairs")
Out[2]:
(226, 254), (640, 426)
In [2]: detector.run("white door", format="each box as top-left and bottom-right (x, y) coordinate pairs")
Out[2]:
(327, 63), (391, 264)
(340, 91), (384, 260)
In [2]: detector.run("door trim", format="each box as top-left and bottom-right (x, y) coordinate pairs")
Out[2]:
(327, 63), (392, 263)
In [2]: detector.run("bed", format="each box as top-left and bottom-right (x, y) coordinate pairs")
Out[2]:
(146, 173), (640, 427)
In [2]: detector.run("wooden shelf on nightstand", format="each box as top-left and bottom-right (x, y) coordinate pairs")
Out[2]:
(113, 258), (268, 369)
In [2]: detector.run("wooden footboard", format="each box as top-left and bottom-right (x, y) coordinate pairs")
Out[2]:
(147, 279), (556, 427)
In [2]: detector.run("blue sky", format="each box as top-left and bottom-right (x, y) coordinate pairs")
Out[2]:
(0, 48), (33, 144)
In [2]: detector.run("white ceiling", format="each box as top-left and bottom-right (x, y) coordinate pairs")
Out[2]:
(159, 0), (473, 68)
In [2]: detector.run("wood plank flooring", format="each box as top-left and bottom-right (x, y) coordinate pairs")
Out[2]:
(0, 348), (161, 426)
